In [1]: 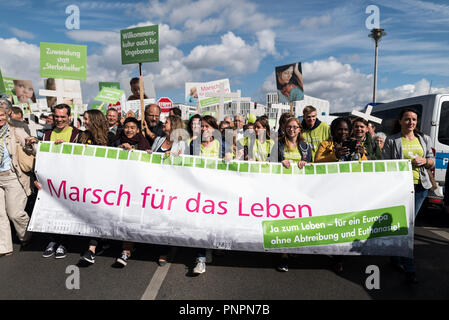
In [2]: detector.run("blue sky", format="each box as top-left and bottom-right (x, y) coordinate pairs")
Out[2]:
(1, 0), (449, 112)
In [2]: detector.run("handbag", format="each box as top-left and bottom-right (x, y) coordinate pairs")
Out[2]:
(13, 128), (35, 173)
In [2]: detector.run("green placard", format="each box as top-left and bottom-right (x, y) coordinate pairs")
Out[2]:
(40, 42), (87, 81)
(3, 77), (16, 96)
(99, 82), (120, 91)
(262, 205), (408, 249)
(0, 69), (5, 94)
(94, 87), (125, 104)
(91, 103), (107, 115)
(120, 25), (159, 65)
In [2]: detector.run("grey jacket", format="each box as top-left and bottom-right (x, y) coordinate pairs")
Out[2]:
(382, 132), (434, 189)
(151, 136), (188, 155)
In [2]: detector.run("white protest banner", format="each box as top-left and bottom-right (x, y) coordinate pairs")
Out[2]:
(29, 142), (414, 257)
(197, 79), (231, 108)
(124, 98), (155, 118)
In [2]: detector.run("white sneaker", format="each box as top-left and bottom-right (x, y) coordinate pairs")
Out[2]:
(193, 259), (206, 274)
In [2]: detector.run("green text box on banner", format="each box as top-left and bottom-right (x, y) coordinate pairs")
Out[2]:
(262, 206), (408, 249)
(99, 82), (120, 91)
(40, 42), (87, 81)
(120, 25), (159, 65)
(95, 87), (125, 104)
(3, 77), (16, 96)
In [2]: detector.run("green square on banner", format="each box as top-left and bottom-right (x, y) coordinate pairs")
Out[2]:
(282, 165), (292, 175)
(261, 163), (270, 173)
(62, 144), (72, 154)
(40, 143), (51, 153)
(95, 148), (106, 158)
(316, 165), (326, 174)
(363, 162), (373, 172)
(272, 164), (281, 174)
(228, 162), (238, 171)
(387, 162), (398, 172)
(141, 153), (151, 162)
(129, 151), (140, 161)
(84, 146), (95, 156)
(327, 164), (338, 174)
(375, 162), (386, 172)
(217, 162), (227, 170)
(163, 156), (172, 165)
(250, 163), (260, 173)
(152, 154), (162, 164)
(173, 156), (183, 166)
(40, 42), (87, 81)
(184, 157), (194, 167)
(195, 158), (205, 168)
(398, 161), (409, 171)
(206, 159), (216, 169)
(51, 144), (62, 153)
(120, 25), (159, 64)
(239, 163), (249, 172)
(107, 149), (118, 159)
(293, 166), (304, 174)
(73, 145), (83, 155)
(351, 162), (362, 173)
(118, 150), (129, 160)
(339, 163), (350, 173)
(305, 165), (315, 175)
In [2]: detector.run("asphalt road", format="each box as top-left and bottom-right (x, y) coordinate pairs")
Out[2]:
(1, 206), (449, 301)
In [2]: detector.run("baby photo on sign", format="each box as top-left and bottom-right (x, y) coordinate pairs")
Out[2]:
(275, 62), (304, 103)
(13, 79), (36, 104)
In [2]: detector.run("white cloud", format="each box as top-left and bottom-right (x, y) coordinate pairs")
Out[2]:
(9, 27), (35, 40)
(300, 14), (331, 29)
(256, 30), (276, 55)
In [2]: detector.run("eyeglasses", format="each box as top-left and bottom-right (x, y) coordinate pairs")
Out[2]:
(286, 126), (300, 130)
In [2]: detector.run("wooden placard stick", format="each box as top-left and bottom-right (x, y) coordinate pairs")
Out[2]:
(139, 62), (145, 136)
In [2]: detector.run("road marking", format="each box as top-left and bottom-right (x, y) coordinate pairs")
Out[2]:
(141, 248), (177, 300)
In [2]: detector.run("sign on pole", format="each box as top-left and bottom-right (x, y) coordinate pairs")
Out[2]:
(95, 87), (125, 104)
(40, 42), (87, 81)
(0, 69), (6, 94)
(157, 97), (173, 113)
(120, 25), (159, 65)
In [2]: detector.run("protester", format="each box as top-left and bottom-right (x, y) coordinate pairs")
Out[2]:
(373, 132), (386, 150)
(142, 104), (164, 146)
(368, 121), (376, 138)
(112, 117), (150, 267)
(0, 106), (36, 257)
(234, 114), (245, 141)
(314, 117), (367, 163)
(169, 107), (182, 118)
(77, 110), (110, 264)
(223, 116), (233, 128)
(301, 105), (331, 160)
(106, 108), (122, 145)
(127, 77), (148, 101)
(187, 114), (202, 143)
(383, 108), (435, 284)
(0, 98), (31, 135)
(219, 120), (231, 135)
(189, 115), (227, 274)
(314, 117), (368, 273)
(42, 104), (80, 259)
(10, 107), (24, 122)
(352, 117), (382, 160)
(277, 112), (294, 139)
(237, 117), (274, 162)
(274, 117), (312, 272)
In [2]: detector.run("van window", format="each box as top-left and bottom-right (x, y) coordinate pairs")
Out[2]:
(438, 101), (449, 146)
(372, 104), (423, 136)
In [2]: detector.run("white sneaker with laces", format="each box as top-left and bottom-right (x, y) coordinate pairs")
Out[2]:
(193, 259), (206, 274)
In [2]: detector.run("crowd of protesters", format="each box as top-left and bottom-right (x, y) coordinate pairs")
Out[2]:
(0, 96), (437, 285)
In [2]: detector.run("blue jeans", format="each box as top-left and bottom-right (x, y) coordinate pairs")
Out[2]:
(400, 184), (429, 272)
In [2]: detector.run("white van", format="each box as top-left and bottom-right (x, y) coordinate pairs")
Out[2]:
(370, 94), (449, 206)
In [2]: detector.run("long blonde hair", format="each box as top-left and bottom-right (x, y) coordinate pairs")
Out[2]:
(79, 110), (109, 146)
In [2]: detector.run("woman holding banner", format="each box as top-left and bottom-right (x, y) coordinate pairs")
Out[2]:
(113, 117), (150, 267)
(78, 110), (110, 265)
(383, 108), (434, 284)
(0, 106), (36, 257)
(274, 117), (312, 272)
(189, 115), (230, 274)
(352, 117), (382, 160)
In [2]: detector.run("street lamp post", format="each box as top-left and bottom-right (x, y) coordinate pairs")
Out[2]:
(369, 28), (386, 104)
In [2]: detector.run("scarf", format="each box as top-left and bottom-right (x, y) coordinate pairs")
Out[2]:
(0, 123), (9, 165)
